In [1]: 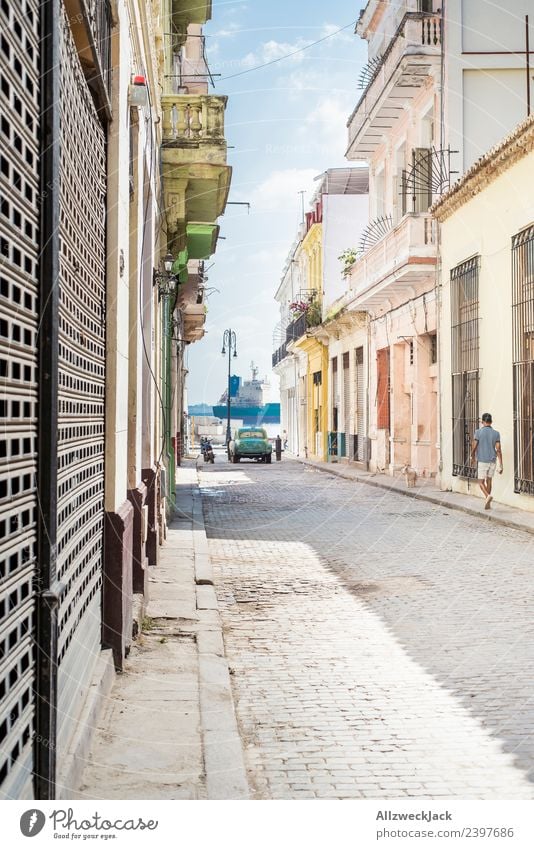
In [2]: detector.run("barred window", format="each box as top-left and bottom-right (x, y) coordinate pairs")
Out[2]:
(512, 225), (534, 495)
(451, 256), (480, 478)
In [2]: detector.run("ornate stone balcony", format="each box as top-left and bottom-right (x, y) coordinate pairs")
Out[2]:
(161, 94), (228, 154)
(161, 94), (231, 255)
(346, 13), (442, 159)
(345, 212), (437, 312)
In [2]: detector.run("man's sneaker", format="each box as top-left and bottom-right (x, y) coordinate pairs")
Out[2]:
(485, 495), (493, 509)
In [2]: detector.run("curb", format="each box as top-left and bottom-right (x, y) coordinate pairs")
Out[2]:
(192, 469), (249, 800)
(297, 457), (534, 537)
(57, 649), (116, 799)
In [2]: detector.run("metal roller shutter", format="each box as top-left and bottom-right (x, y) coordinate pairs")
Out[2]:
(342, 352), (350, 457)
(0, 0), (40, 800)
(355, 347), (364, 461)
(55, 11), (106, 759)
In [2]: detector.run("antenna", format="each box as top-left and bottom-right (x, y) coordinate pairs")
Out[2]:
(298, 190), (305, 224)
(250, 360), (258, 381)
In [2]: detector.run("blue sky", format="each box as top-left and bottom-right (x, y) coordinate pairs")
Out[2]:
(186, 1), (368, 404)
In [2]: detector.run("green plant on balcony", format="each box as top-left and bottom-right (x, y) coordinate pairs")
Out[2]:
(289, 297), (322, 328)
(338, 248), (359, 278)
(305, 300), (322, 328)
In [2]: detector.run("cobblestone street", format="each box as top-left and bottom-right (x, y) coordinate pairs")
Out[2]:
(200, 457), (534, 800)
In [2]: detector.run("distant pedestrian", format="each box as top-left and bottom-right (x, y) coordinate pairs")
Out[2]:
(471, 413), (503, 509)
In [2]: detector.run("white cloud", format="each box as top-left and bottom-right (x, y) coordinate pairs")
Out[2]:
(320, 22), (354, 43)
(299, 93), (354, 158)
(247, 168), (318, 213)
(213, 22), (241, 38)
(240, 36), (314, 68)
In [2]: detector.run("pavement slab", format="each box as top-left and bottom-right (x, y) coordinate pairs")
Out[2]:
(76, 462), (248, 800)
(200, 456), (534, 801)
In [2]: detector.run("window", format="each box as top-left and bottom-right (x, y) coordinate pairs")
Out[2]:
(451, 256), (480, 478)
(430, 333), (437, 365)
(331, 357), (338, 432)
(512, 225), (534, 495)
(376, 347), (390, 430)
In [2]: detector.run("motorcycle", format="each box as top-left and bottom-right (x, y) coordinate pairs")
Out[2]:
(202, 441), (215, 463)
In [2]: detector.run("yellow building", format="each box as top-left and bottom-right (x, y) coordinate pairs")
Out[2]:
(434, 115), (534, 511)
(291, 211), (329, 461)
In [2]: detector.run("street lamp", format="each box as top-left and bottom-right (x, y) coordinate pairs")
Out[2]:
(221, 329), (237, 452)
(153, 252), (178, 300)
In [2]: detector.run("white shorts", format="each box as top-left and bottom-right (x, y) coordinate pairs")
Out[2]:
(478, 461), (496, 480)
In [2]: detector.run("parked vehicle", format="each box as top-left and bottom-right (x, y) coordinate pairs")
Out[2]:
(228, 427), (272, 464)
(202, 439), (215, 463)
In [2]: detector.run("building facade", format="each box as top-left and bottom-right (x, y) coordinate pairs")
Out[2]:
(273, 169), (369, 462)
(0, 0), (229, 801)
(344, 0), (533, 477)
(434, 116), (534, 511)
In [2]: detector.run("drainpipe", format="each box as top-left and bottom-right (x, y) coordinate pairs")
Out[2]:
(35, 0), (61, 799)
(162, 295), (175, 512)
(366, 316), (372, 469)
(436, 0), (446, 483)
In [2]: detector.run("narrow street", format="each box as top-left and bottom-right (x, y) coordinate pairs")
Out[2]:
(199, 456), (534, 800)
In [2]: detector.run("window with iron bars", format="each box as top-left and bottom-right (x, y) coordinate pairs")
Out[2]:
(451, 256), (480, 479)
(512, 224), (534, 495)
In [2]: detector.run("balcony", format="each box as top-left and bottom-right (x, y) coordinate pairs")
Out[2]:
(162, 94), (228, 153)
(161, 94), (231, 253)
(346, 12), (442, 159)
(171, 0), (213, 49)
(286, 314), (308, 344)
(177, 270), (203, 309)
(346, 212), (437, 311)
(173, 0), (212, 26)
(272, 342), (288, 369)
(182, 303), (206, 343)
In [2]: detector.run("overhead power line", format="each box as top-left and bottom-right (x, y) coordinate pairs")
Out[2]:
(218, 20), (357, 82)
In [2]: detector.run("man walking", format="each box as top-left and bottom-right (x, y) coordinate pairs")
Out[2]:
(471, 413), (503, 509)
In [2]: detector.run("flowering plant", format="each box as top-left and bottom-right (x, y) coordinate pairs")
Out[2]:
(289, 300), (309, 317)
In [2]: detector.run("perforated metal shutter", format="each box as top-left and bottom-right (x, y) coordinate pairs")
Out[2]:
(0, 0), (40, 799)
(55, 11), (106, 759)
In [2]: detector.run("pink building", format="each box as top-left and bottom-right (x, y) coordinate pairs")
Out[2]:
(344, 0), (533, 476)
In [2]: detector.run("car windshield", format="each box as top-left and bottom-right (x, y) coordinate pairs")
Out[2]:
(239, 430), (266, 439)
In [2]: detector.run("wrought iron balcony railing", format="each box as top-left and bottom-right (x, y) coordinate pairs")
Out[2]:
(272, 342), (288, 368)
(358, 215), (394, 253)
(286, 313), (307, 343)
(401, 147), (458, 214)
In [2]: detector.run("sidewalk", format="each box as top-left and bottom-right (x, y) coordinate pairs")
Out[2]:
(76, 461), (248, 800)
(295, 456), (534, 536)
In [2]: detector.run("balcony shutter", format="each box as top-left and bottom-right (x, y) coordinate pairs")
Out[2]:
(413, 148), (433, 213)
(377, 347), (390, 430)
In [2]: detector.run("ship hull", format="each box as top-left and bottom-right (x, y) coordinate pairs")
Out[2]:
(212, 403), (280, 424)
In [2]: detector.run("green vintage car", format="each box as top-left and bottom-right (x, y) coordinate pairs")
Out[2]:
(229, 427), (272, 464)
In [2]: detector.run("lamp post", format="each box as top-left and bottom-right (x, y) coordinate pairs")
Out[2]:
(221, 329), (237, 453)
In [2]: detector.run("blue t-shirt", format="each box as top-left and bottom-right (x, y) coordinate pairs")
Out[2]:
(474, 426), (500, 463)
